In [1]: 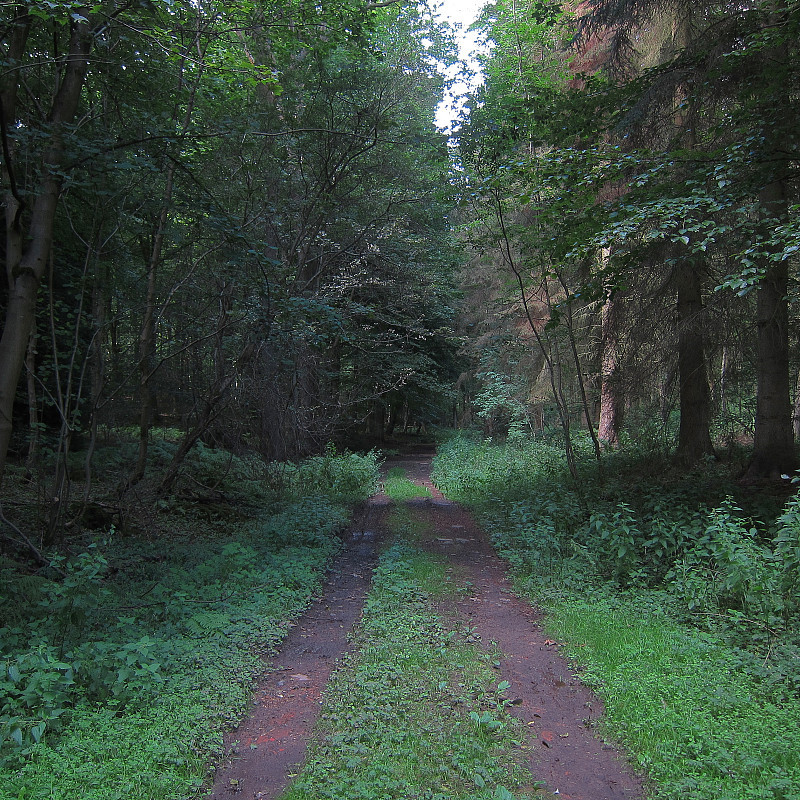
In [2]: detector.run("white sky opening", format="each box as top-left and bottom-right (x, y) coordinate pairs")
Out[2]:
(432, 0), (489, 132)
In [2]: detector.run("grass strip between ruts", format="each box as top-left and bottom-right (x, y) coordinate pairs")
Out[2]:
(279, 538), (542, 800)
(382, 466), (433, 501)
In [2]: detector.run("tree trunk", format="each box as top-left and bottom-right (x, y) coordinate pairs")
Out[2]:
(83, 269), (108, 502)
(598, 284), (624, 447)
(741, 9), (796, 482)
(130, 187), (172, 486)
(0, 13), (91, 488)
(158, 294), (253, 496)
(385, 402), (399, 436)
(674, 257), (715, 463)
(557, 275), (602, 465)
(670, 11), (714, 465)
(720, 347), (730, 418)
(743, 249), (795, 480)
(25, 325), (39, 470)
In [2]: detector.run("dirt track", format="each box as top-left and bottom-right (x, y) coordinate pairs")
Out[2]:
(208, 452), (646, 800)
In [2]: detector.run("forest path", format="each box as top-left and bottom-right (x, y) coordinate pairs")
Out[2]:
(208, 450), (646, 800)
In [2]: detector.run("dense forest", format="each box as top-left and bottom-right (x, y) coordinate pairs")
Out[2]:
(2, 0), (800, 798)
(459, 0), (799, 482)
(0, 0), (461, 533)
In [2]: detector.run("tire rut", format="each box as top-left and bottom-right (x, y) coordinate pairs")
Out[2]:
(207, 452), (647, 800)
(207, 498), (388, 799)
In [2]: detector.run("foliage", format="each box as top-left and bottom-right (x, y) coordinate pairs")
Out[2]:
(0, 445), (376, 797)
(0, 0), (462, 548)
(455, 0), (800, 477)
(286, 446), (381, 504)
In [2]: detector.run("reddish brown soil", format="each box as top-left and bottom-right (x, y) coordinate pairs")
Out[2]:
(207, 497), (388, 799)
(207, 450), (647, 800)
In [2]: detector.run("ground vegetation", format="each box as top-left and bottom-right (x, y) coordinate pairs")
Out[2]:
(0, 444), (378, 797)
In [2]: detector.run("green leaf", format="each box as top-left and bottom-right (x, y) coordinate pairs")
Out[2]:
(31, 722), (46, 743)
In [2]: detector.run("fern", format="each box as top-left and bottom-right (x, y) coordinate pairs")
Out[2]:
(185, 612), (229, 637)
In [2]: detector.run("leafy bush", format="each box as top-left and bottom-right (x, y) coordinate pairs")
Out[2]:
(1, 648), (76, 762)
(277, 444), (380, 503)
(669, 501), (779, 621)
(586, 502), (642, 582)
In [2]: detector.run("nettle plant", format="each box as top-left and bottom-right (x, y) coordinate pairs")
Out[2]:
(287, 445), (380, 504)
(666, 500), (784, 625)
(774, 494), (800, 602)
(0, 546), (165, 765)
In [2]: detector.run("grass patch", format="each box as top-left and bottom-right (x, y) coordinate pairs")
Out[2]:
(386, 501), (435, 545)
(538, 593), (800, 800)
(383, 466), (433, 501)
(279, 539), (541, 800)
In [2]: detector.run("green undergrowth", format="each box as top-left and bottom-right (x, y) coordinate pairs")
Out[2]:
(382, 466), (433, 500)
(431, 432), (800, 800)
(280, 532), (542, 800)
(539, 592), (800, 800)
(0, 448), (380, 800)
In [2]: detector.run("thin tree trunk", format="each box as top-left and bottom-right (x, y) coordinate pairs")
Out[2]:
(158, 340), (254, 496)
(674, 257), (714, 463)
(84, 269), (107, 502)
(386, 402), (399, 437)
(494, 190), (579, 480)
(129, 29), (206, 485)
(598, 290), (624, 447)
(554, 271), (603, 466)
(25, 325), (38, 470)
(720, 347), (730, 418)
(130, 164), (175, 486)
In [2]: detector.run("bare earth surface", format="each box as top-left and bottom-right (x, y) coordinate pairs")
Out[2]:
(208, 449), (646, 800)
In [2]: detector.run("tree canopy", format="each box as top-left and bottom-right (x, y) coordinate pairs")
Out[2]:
(457, 0), (800, 479)
(0, 0), (462, 516)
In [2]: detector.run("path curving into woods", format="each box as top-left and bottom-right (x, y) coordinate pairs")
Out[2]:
(208, 450), (646, 800)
